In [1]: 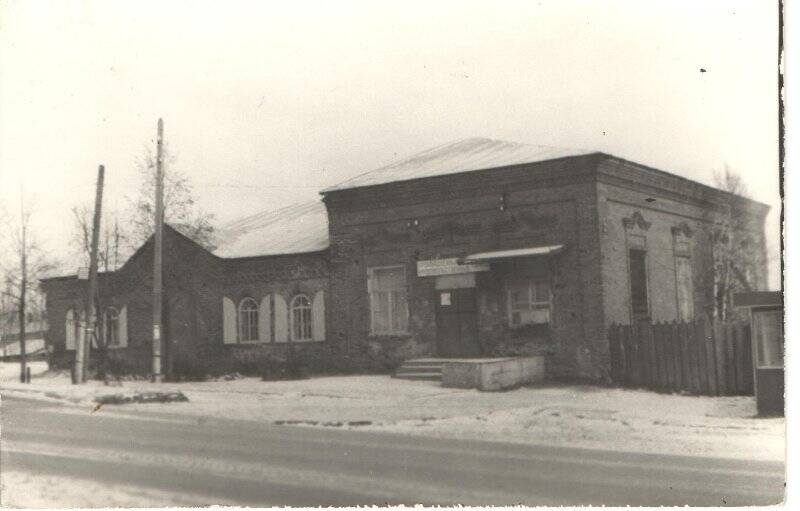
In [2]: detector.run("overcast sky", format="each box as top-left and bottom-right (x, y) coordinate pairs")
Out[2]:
(0, 0), (781, 285)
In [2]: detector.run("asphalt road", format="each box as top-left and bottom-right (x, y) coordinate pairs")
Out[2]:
(1, 396), (785, 506)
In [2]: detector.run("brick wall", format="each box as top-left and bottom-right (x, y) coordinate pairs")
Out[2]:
(596, 157), (769, 328)
(40, 153), (769, 384)
(41, 225), (330, 379)
(324, 155), (607, 379)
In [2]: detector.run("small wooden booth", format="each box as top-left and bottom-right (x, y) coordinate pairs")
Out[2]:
(734, 291), (784, 416)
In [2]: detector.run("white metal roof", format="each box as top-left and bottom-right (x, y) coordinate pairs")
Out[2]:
(212, 200), (329, 259)
(323, 137), (593, 192)
(213, 138), (588, 259)
(462, 245), (565, 263)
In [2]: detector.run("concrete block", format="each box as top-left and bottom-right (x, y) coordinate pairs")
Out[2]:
(441, 356), (545, 391)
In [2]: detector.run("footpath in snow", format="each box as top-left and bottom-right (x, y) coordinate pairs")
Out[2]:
(0, 362), (784, 462)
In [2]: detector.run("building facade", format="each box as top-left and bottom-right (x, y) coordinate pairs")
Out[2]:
(40, 138), (769, 381)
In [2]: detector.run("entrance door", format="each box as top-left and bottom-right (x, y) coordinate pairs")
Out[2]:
(435, 288), (481, 357)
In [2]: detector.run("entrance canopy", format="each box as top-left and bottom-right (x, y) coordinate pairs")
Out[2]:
(461, 244), (564, 264)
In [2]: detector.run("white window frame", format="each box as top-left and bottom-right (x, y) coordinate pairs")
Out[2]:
(104, 307), (120, 347)
(367, 265), (409, 335)
(290, 294), (313, 341)
(237, 297), (259, 342)
(507, 278), (552, 327)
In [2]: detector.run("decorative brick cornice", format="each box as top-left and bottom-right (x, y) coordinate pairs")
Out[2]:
(597, 156), (770, 217)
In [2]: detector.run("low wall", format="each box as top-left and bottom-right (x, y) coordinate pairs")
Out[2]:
(441, 356), (545, 391)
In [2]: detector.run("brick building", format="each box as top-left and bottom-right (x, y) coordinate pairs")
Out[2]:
(40, 138), (769, 380)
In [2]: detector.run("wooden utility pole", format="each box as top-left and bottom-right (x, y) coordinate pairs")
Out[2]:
(18, 194), (27, 383)
(152, 119), (164, 383)
(78, 165), (104, 383)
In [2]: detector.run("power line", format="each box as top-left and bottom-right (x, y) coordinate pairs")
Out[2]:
(193, 183), (326, 190)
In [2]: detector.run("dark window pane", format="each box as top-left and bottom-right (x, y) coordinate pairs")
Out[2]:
(629, 249), (649, 315)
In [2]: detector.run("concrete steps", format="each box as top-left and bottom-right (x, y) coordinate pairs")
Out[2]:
(393, 359), (445, 381)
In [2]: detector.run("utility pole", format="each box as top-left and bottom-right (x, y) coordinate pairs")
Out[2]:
(114, 218), (120, 271)
(76, 165), (104, 383)
(18, 194), (27, 383)
(152, 118), (164, 383)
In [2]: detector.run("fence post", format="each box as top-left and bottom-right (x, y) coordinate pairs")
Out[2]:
(732, 322), (743, 394)
(741, 322), (754, 395)
(609, 324), (621, 383)
(680, 321), (692, 393)
(655, 322), (668, 391)
(633, 322), (645, 387)
(692, 318), (706, 395)
(705, 316), (719, 396)
(644, 322), (657, 388)
(623, 325), (634, 386)
(675, 321), (684, 392)
(619, 325), (629, 385)
(651, 322), (661, 390)
(735, 321), (751, 394)
(667, 321), (678, 392)
(725, 322), (737, 394)
(713, 320), (727, 395)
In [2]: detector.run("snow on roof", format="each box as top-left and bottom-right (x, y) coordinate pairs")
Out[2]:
(323, 137), (594, 192)
(208, 138), (592, 259)
(212, 200), (329, 259)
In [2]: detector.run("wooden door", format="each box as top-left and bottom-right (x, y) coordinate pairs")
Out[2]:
(435, 288), (481, 357)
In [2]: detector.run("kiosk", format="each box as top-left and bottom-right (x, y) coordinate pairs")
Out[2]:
(734, 291), (784, 416)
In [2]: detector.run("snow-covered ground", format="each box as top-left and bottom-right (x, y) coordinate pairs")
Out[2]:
(1, 362), (784, 463)
(0, 470), (206, 508)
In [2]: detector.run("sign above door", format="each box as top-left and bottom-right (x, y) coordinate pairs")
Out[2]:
(417, 257), (490, 277)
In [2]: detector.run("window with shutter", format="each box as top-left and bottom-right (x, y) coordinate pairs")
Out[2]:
(222, 297), (237, 344)
(312, 290), (325, 341)
(258, 295), (272, 343)
(274, 295), (289, 343)
(118, 306), (128, 348)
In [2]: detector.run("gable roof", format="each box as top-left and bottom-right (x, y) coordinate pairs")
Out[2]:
(322, 137), (595, 193)
(212, 200), (329, 259)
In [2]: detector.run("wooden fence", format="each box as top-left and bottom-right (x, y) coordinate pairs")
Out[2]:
(608, 318), (753, 396)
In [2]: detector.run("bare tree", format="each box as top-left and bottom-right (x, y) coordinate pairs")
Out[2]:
(126, 143), (216, 251)
(711, 167), (767, 320)
(70, 206), (126, 272)
(0, 194), (58, 382)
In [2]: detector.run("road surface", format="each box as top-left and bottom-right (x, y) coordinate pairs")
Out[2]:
(1, 396), (784, 506)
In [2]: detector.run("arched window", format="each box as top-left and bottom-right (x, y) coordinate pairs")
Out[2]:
(238, 298), (259, 342)
(104, 307), (119, 347)
(291, 295), (312, 341)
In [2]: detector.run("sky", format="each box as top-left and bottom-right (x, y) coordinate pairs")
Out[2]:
(0, 0), (781, 286)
